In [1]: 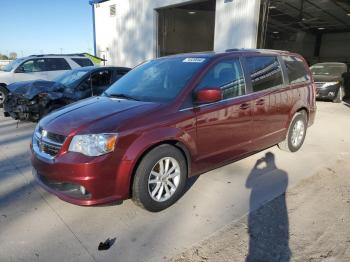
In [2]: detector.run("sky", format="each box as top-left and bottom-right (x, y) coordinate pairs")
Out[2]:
(0, 0), (94, 57)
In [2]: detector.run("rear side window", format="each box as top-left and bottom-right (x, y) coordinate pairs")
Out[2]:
(246, 56), (283, 92)
(72, 58), (94, 67)
(197, 59), (246, 99)
(46, 58), (71, 71)
(282, 56), (310, 84)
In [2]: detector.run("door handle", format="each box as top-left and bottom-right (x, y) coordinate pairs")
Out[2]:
(239, 103), (250, 110)
(256, 99), (265, 106)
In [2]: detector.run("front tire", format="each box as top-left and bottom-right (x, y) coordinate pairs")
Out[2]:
(132, 144), (187, 212)
(278, 112), (307, 153)
(0, 86), (8, 108)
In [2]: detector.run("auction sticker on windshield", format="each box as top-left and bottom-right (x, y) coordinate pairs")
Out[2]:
(183, 58), (206, 63)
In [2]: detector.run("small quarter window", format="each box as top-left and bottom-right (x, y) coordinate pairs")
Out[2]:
(246, 56), (283, 92)
(197, 59), (246, 99)
(282, 56), (310, 84)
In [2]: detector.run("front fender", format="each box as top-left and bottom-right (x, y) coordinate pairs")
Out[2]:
(114, 126), (197, 198)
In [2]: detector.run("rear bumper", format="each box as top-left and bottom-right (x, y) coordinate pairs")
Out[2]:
(316, 86), (340, 100)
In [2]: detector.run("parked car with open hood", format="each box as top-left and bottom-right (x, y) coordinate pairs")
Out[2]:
(31, 49), (316, 212)
(311, 62), (347, 103)
(4, 66), (130, 121)
(0, 54), (96, 107)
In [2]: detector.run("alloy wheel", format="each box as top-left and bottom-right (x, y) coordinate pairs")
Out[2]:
(148, 157), (181, 202)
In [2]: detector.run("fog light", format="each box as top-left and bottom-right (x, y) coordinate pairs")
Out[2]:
(328, 92), (335, 97)
(80, 186), (87, 195)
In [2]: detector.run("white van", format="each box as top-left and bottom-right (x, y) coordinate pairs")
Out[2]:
(0, 54), (94, 107)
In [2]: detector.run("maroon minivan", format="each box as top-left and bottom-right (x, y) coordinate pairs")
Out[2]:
(31, 49), (316, 211)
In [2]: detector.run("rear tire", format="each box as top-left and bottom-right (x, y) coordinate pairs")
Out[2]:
(333, 87), (343, 103)
(132, 144), (187, 212)
(278, 111), (307, 153)
(0, 86), (8, 108)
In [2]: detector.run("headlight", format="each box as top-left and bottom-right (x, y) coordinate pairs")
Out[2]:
(69, 133), (118, 156)
(322, 81), (339, 88)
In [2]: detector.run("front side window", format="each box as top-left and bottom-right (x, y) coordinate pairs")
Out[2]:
(46, 58), (71, 71)
(282, 56), (310, 84)
(18, 59), (46, 73)
(197, 59), (246, 99)
(105, 57), (207, 102)
(91, 70), (112, 87)
(246, 56), (283, 92)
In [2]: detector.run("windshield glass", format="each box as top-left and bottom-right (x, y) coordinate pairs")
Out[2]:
(310, 64), (346, 77)
(104, 57), (208, 102)
(1, 58), (25, 72)
(54, 68), (92, 87)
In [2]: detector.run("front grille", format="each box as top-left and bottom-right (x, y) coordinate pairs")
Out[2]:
(40, 141), (61, 156)
(34, 127), (66, 158)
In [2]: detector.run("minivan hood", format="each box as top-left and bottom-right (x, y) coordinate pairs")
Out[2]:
(313, 74), (341, 83)
(40, 96), (160, 136)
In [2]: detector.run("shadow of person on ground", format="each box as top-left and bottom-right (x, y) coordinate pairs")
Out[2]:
(245, 152), (291, 262)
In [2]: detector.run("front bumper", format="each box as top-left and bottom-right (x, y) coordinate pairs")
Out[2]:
(31, 145), (133, 206)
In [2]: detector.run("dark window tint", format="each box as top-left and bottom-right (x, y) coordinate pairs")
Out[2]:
(246, 56), (283, 92)
(46, 58), (71, 71)
(282, 56), (310, 84)
(91, 70), (112, 87)
(72, 58), (94, 67)
(197, 59), (246, 99)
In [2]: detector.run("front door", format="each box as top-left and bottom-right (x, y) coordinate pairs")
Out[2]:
(194, 58), (253, 171)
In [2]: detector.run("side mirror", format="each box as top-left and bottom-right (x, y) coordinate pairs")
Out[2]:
(194, 87), (222, 105)
(15, 66), (25, 73)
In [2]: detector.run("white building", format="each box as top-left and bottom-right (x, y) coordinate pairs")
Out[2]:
(90, 0), (350, 67)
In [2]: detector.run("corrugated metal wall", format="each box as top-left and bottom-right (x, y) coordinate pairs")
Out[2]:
(94, 0), (261, 67)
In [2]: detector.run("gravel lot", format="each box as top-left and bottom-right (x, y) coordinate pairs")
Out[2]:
(0, 100), (349, 262)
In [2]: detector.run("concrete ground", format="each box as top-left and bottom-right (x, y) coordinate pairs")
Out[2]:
(0, 101), (349, 262)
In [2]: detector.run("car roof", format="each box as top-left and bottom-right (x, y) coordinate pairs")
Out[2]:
(312, 62), (347, 66)
(70, 66), (131, 73)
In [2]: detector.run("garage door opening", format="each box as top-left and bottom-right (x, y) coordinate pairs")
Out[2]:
(157, 0), (216, 57)
(258, 0), (350, 65)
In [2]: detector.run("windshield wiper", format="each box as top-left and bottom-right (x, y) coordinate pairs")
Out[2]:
(104, 92), (140, 101)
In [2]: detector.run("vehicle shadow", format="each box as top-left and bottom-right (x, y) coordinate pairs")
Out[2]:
(245, 152), (291, 262)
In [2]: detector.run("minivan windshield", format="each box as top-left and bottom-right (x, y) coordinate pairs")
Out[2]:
(310, 64), (346, 77)
(1, 58), (25, 72)
(54, 67), (93, 87)
(104, 57), (208, 102)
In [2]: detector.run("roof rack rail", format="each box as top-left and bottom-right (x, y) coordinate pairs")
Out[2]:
(28, 53), (86, 57)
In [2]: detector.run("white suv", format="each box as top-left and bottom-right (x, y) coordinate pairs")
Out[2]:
(0, 54), (94, 107)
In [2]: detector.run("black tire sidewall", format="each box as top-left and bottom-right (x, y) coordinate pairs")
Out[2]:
(133, 145), (187, 212)
(0, 86), (8, 107)
(287, 113), (307, 152)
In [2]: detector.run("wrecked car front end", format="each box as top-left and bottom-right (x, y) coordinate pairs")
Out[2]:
(4, 93), (42, 121)
(3, 80), (66, 122)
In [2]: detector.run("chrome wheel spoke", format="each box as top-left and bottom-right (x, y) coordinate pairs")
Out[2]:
(148, 157), (181, 202)
(151, 182), (161, 197)
(156, 184), (164, 200)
